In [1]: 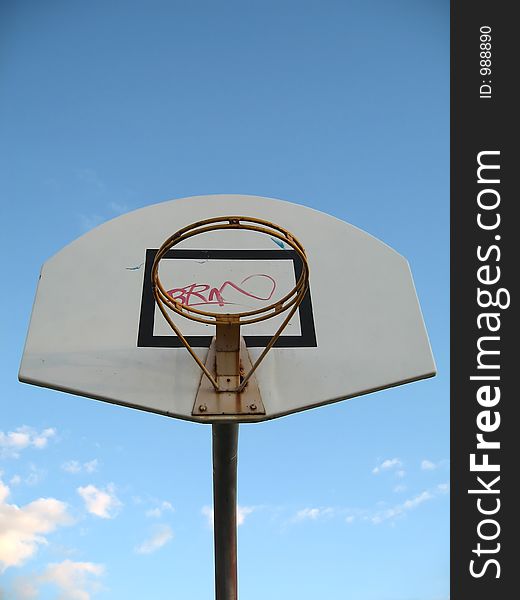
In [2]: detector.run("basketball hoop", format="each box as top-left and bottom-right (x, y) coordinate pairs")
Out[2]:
(151, 216), (310, 416)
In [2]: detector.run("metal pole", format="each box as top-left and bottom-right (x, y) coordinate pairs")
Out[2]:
(212, 422), (239, 600)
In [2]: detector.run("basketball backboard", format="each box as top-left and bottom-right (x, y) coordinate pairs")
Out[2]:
(19, 194), (436, 422)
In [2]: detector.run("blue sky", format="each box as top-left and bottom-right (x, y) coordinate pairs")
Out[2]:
(1, 1), (449, 599)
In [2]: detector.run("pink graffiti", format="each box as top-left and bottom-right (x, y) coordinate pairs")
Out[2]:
(167, 274), (276, 307)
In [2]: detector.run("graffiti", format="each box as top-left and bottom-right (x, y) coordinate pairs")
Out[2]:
(167, 274), (276, 307)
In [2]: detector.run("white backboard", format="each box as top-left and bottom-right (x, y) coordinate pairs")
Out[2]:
(19, 195), (436, 422)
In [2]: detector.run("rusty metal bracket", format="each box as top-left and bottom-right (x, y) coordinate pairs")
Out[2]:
(193, 333), (264, 418)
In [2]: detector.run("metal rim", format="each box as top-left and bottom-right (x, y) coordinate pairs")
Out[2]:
(151, 216), (309, 326)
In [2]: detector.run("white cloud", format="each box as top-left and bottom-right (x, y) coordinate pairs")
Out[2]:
(0, 480), (9, 504)
(201, 504), (255, 528)
(32, 429), (56, 449)
(25, 464), (45, 487)
(62, 461), (81, 474)
(23, 560), (105, 600)
(288, 481), (449, 527)
(107, 201), (128, 214)
(84, 460), (98, 474)
(0, 478), (73, 571)
(145, 501), (174, 519)
(41, 560), (105, 600)
(62, 460), (98, 475)
(372, 458), (402, 475)
(292, 507), (335, 522)
(294, 508), (320, 521)
(11, 578), (38, 599)
(237, 506), (255, 526)
(403, 491), (433, 510)
(393, 484), (407, 493)
(6, 466), (45, 488)
(421, 459), (437, 471)
(135, 525), (173, 555)
(77, 484), (121, 519)
(371, 490), (434, 525)
(202, 506), (214, 527)
(396, 469), (406, 479)
(0, 427), (56, 458)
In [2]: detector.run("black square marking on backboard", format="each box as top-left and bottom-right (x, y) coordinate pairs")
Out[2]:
(137, 249), (317, 348)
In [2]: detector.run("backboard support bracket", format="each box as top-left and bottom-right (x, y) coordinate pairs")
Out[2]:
(193, 322), (264, 418)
